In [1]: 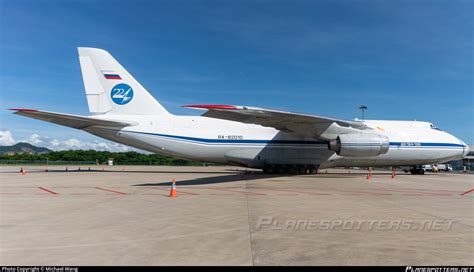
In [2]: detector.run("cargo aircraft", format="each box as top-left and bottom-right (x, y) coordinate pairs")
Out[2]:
(10, 48), (469, 175)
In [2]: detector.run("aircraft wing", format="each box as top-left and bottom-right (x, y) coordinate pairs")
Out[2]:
(9, 109), (134, 129)
(183, 104), (369, 139)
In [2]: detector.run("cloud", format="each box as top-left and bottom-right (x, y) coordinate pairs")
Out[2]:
(26, 133), (47, 145)
(0, 130), (16, 145)
(63, 138), (82, 148)
(46, 138), (134, 152)
(49, 139), (61, 147)
(1, 130), (139, 152)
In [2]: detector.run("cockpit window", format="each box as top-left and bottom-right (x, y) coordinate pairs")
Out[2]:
(430, 124), (442, 131)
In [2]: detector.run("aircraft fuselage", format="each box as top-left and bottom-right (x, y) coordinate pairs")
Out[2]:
(85, 114), (468, 169)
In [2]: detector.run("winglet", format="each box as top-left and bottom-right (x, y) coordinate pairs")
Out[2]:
(182, 104), (239, 110)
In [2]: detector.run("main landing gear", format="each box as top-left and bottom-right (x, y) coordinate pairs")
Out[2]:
(262, 164), (319, 175)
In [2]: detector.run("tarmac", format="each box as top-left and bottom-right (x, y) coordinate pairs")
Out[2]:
(0, 165), (473, 265)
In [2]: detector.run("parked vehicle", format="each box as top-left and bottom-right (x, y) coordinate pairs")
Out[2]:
(436, 164), (453, 172)
(422, 165), (433, 172)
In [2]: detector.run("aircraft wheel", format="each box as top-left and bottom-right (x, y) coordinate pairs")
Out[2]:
(410, 166), (425, 175)
(276, 165), (286, 175)
(308, 166), (319, 174)
(287, 165), (297, 175)
(297, 166), (307, 175)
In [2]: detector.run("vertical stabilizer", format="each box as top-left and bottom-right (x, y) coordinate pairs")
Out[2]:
(78, 47), (169, 115)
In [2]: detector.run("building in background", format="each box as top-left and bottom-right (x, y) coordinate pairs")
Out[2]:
(449, 144), (473, 171)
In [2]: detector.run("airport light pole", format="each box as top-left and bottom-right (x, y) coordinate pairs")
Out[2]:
(359, 105), (368, 120)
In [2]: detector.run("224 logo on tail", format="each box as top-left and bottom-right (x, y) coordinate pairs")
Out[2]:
(111, 83), (134, 105)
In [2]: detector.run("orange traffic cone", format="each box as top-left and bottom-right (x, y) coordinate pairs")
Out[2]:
(20, 167), (26, 175)
(169, 179), (177, 197)
(367, 169), (371, 180)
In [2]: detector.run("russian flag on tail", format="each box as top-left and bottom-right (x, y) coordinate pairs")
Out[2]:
(102, 70), (122, 80)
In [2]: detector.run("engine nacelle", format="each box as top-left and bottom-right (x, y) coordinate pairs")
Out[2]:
(329, 133), (389, 157)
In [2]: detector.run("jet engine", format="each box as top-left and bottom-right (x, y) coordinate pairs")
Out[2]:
(328, 133), (389, 157)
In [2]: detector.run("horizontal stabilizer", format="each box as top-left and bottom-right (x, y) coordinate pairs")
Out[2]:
(9, 108), (134, 130)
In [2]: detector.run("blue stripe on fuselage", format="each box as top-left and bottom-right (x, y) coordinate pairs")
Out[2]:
(123, 130), (327, 145)
(389, 142), (464, 147)
(115, 129), (465, 148)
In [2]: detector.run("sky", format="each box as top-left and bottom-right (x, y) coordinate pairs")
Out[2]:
(0, 0), (473, 151)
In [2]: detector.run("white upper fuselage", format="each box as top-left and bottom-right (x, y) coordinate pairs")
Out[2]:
(85, 113), (468, 169)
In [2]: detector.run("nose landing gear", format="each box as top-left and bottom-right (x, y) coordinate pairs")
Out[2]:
(410, 165), (425, 175)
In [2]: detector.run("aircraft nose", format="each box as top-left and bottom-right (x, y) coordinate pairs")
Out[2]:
(462, 143), (470, 158)
(455, 137), (469, 158)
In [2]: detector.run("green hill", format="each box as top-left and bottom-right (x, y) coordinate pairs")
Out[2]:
(0, 142), (52, 154)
